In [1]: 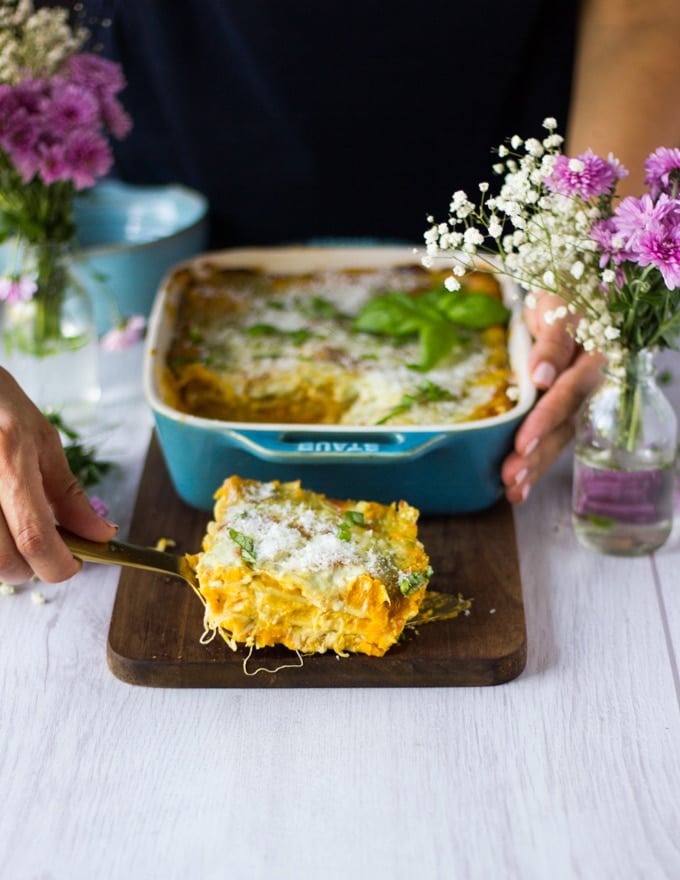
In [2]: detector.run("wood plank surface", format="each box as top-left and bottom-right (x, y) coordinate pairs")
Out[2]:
(107, 433), (527, 687)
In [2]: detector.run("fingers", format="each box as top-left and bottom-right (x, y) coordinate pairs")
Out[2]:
(525, 292), (580, 390)
(502, 300), (605, 504)
(0, 369), (118, 584)
(0, 418), (81, 584)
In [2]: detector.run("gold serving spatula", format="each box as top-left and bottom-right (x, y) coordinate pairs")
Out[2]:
(58, 528), (468, 625)
(58, 527), (200, 590)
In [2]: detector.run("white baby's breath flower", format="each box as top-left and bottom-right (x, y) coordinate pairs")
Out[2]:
(542, 117), (558, 130)
(463, 227), (484, 248)
(602, 269), (616, 284)
(525, 138), (543, 157)
(444, 275), (461, 292)
(488, 219), (503, 239)
(543, 133), (564, 149)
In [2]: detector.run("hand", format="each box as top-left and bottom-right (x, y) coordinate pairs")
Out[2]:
(0, 368), (118, 584)
(501, 294), (604, 504)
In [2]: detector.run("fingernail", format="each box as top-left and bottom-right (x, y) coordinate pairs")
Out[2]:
(532, 361), (556, 388)
(524, 437), (540, 456)
(514, 467), (528, 486)
(520, 482), (531, 503)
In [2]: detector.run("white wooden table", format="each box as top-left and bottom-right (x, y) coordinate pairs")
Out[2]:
(1, 344), (679, 880)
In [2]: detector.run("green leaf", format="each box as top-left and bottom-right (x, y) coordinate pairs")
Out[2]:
(376, 380), (457, 424)
(353, 292), (428, 336)
(44, 412), (114, 489)
(353, 285), (509, 371)
(412, 319), (461, 371)
(337, 509), (366, 541)
(399, 565), (434, 596)
(438, 291), (510, 328)
(228, 528), (257, 564)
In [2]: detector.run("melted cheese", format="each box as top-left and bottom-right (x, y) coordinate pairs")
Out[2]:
(189, 476), (431, 657)
(163, 263), (517, 426)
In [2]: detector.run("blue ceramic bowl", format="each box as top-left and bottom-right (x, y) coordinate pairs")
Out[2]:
(72, 180), (209, 333)
(144, 246), (536, 514)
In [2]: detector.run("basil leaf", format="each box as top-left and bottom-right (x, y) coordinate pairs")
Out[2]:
(353, 292), (427, 336)
(438, 291), (510, 328)
(412, 320), (461, 371)
(228, 528), (257, 564)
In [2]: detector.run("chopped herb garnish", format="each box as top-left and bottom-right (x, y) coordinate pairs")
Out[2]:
(246, 323), (313, 346)
(376, 380), (457, 425)
(399, 565), (434, 596)
(228, 528), (257, 564)
(298, 295), (345, 320)
(337, 509), (367, 541)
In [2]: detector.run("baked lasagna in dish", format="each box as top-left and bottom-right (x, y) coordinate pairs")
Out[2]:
(162, 261), (517, 426)
(188, 475), (433, 657)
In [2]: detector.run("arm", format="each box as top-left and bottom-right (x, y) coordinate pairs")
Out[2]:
(0, 369), (118, 584)
(502, 0), (680, 503)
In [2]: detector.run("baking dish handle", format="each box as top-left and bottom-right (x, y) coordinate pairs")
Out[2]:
(222, 429), (451, 462)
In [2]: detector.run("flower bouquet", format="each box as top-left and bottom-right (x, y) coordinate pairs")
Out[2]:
(424, 118), (680, 554)
(0, 0), (131, 413)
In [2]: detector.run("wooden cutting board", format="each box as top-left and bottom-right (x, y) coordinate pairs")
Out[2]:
(107, 434), (527, 687)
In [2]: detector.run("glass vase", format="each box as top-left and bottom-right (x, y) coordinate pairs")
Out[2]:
(0, 239), (100, 421)
(572, 349), (677, 556)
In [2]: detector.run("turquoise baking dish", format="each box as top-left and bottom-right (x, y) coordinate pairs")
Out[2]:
(143, 246), (536, 514)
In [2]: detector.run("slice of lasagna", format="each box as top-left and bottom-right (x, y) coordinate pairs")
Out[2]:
(189, 476), (432, 657)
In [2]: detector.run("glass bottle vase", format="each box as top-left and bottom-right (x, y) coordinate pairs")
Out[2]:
(0, 239), (100, 421)
(571, 349), (677, 556)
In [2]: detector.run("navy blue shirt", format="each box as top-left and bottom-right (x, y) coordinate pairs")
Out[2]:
(81, 1), (579, 247)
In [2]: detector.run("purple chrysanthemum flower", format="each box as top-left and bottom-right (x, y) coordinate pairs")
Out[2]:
(0, 275), (38, 304)
(546, 148), (627, 200)
(589, 217), (632, 266)
(610, 194), (657, 252)
(38, 142), (70, 184)
(64, 53), (127, 96)
(62, 130), (112, 189)
(634, 196), (680, 288)
(99, 94), (132, 140)
(47, 80), (99, 135)
(644, 147), (680, 199)
(100, 315), (147, 352)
